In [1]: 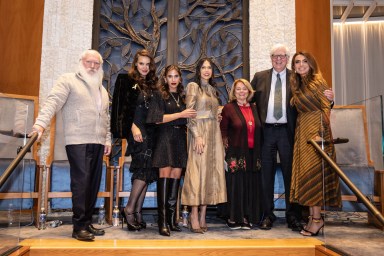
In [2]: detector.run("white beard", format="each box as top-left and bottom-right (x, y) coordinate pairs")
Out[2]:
(77, 63), (103, 88)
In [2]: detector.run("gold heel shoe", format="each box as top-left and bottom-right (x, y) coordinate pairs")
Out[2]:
(188, 217), (204, 234)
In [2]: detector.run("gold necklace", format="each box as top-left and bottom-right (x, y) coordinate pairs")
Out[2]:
(241, 105), (253, 127)
(169, 92), (180, 108)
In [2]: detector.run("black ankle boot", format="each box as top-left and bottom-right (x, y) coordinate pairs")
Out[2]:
(167, 178), (181, 232)
(157, 178), (170, 236)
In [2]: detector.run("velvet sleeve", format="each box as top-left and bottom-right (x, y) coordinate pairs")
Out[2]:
(220, 103), (231, 140)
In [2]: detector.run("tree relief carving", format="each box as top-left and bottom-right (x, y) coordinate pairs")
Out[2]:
(98, 0), (245, 105)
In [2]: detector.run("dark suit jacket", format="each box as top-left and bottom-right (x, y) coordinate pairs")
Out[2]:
(250, 68), (297, 146)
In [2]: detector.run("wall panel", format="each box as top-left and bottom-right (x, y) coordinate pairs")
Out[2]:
(0, 0), (44, 96)
(295, 0), (332, 87)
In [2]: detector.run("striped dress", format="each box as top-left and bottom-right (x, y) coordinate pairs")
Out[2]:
(290, 81), (341, 207)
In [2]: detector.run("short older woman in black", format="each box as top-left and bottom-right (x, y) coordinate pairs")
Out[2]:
(220, 78), (262, 229)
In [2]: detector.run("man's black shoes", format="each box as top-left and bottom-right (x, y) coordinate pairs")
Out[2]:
(87, 224), (105, 236)
(259, 217), (273, 230)
(72, 230), (95, 241)
(288, 219), (303, 232)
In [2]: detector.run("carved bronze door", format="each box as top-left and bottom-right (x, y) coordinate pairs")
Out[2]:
(93, 0), (249, 104)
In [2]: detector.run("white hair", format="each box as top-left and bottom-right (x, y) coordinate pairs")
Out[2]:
(79, 49), (103, 64)
(270, 44), (290, 57)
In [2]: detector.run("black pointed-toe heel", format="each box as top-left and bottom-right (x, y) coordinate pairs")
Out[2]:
(134, 211), (147, 229)
(301, 217), (324, 236)
(121, 210), (141, 231)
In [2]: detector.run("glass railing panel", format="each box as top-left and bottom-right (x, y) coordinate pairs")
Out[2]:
(0, 94), (37, 254)
(321, 95), (384, 255)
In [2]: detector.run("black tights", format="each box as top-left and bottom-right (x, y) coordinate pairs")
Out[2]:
(124, 179), (148, 224)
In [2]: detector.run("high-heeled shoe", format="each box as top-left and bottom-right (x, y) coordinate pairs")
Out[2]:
(301, 217), (324, 236)
(134, 211), (147, 229)
(303, 215), (313, 232)
(121, 210), (141, 231)
(188, 216), (204, 234)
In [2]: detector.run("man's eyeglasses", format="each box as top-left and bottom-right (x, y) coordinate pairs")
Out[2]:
(271, 54), (287, 60)
(84, 60), (101, 67)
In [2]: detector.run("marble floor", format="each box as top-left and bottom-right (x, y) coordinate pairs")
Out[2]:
(1, 210), (384, 256)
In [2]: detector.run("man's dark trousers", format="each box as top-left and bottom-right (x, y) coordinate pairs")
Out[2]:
(66, 144), (104, 231)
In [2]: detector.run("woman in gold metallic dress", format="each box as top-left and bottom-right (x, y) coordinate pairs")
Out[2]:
(181, 58), (227, 233)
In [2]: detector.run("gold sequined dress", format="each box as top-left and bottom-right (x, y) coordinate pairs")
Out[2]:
(181, 81), (227, 206)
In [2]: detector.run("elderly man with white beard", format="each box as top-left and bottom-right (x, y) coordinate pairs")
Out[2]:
(31, 49), (111, 241)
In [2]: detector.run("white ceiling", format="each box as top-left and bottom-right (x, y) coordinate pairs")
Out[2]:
(333, 0), (384, 22)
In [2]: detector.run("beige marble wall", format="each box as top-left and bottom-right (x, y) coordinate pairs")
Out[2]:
(249, 0), (296, 79)
(38, 0), (94, 164)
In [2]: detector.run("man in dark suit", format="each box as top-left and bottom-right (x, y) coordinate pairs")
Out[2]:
(251, 44), (333, 231)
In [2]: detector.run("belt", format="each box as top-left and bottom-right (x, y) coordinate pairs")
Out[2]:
(265, 123), (287, 127)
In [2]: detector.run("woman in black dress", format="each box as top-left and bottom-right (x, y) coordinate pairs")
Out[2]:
(110, 49), (158, 231)
(147, 65), (196, 236)
(220, 78), (262, 230)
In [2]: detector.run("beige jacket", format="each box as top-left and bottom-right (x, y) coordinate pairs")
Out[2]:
(35, 72), (111, 146)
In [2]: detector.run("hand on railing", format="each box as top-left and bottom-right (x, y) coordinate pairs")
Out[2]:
(28, 124), (45, 141)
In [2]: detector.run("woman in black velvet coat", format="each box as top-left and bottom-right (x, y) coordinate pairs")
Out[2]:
(111, 49), (158, 231)
(220, 78), (262, 230)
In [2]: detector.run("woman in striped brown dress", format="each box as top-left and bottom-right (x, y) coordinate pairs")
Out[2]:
(289, 52), (341, 236)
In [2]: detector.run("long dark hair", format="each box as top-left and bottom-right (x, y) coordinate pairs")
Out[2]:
(129, 49), (158, 95)
(158, 65), (184, 100)
(193, 57), (219, 99)
(290, 51), (326, 105)
(194, 57), (216, 86)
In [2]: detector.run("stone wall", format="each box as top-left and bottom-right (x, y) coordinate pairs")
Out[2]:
(38, 0), (94, 164)
(249, 0), (296, 79)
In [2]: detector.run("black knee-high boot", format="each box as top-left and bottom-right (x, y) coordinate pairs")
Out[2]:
(157, 178), (170, 236)
(167, 178), (181, 231)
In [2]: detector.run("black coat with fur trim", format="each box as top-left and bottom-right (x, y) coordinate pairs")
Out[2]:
(110, 73), (140, 139)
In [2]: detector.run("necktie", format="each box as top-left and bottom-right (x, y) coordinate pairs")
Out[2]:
(274, 73), (282, 120)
